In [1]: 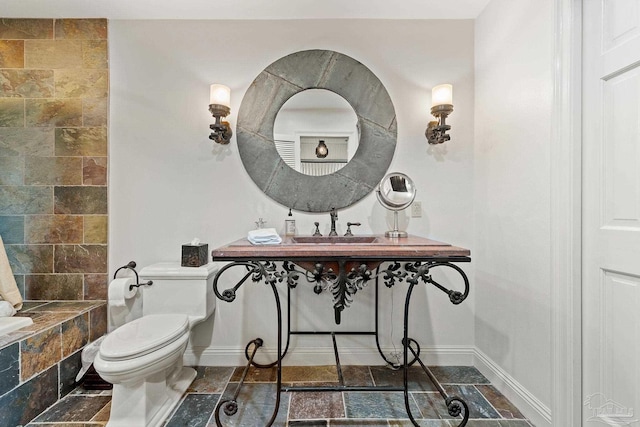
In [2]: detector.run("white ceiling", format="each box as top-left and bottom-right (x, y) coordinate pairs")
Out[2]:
(1, 0), (491, 20)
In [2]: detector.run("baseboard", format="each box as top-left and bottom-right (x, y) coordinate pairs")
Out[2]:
(473, 348), (552, 427)
(184, 344), (475, 367)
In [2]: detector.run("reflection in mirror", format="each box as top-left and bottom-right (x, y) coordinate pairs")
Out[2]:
(273, 89), (359, 176)
(376, 172), (416, 238)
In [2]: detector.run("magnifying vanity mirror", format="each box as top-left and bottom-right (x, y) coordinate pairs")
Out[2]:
(274, 89), (359, 176)
(376, 172), (416, 238)
(236, 49), (397, 212)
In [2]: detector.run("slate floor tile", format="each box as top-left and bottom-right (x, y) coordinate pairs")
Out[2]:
(331, 420), (391, 426)
(289, 391), (345, 419)
(230, 366), (277, 383)
(166, 393), (220, 427)
(389, 420), (453, 427)
(26, 423), (105, 426)
(188, 366), (235, 393)
(343, 392), (422, 419)
(370, 365), (437, 391)
(429, 366), (490, 385)
(289, 421), (328, 426)
(212, 382), (289, 426)
(476, 385), (525, 419)
(32, 395), (111, 422)
(411, 392), (455, 419)
(283, 365), (339, 383)
(443, 385), (501, 419)
(341, 365), (374, 387)
(463, 420), (533, 427)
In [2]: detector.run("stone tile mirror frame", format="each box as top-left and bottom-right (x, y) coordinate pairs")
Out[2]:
(237, 49), (397, 212)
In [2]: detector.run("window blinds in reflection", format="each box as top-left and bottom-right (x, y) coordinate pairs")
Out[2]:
(300, 162), (346, 176)
(275, 140), (296, 169)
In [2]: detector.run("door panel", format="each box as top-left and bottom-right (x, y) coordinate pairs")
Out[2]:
(601, 67), (640, 229)
(600, 270), (640, 407)
(583, 0), (640, 424)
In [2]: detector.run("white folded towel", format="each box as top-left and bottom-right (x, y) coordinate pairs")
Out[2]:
(0, 300), (17, 317)
(76, 336), (106, 382)
(0, 235), (22, 311)
(247, 228), (282, 245)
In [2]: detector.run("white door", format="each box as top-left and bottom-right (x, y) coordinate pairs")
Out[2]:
(583, 0), (640, 425)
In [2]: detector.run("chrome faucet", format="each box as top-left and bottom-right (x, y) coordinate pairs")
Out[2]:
(329, 208), (338, 236)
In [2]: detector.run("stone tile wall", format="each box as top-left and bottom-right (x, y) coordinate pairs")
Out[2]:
(0, 18), (109, 301)
(0, 19), (108, 423)
(0, 301), (107, 426)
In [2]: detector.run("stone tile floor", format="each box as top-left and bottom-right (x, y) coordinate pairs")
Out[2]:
(25, 365), (534, 427)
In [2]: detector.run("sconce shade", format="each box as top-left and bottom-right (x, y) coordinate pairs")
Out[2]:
(210, 84), (231, 108)
(426, 83), (454, 145)
(209, 83), (232, 144)
(431, 84), (453, 107)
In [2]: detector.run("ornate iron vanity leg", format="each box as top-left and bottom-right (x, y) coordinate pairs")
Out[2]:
(401, 265), (470, 427)
(212, 262), (287, 426)
(374, 272), (420, 368)
(214, 338), (263, 425)
(264, 280), (283, 427)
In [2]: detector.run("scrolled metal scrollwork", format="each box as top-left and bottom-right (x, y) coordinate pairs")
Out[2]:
(221, 400), (238, 416)
(213, 259), (470, 325)
(381, 262), (407, 287)
(332, 261), (374, 318)
(378, 261), (470, 306)
(282, 261), (300, 288)
(213, 260), (304, 304)
(308, 263), (336, 294)
(446, 395), (470, 426)
(221, 289), (236, 302)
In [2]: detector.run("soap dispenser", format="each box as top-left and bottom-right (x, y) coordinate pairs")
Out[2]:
(285, 208), (296, 236)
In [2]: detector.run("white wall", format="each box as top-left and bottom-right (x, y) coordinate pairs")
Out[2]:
(109, 19), (475, 364)
(474, 0), (553, 412)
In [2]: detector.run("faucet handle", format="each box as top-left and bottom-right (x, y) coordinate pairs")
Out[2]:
(313, 222), (322, 236)
(344, 222), (361, 236)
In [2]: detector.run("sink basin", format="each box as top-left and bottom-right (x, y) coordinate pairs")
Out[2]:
(291, 236), (379, 244)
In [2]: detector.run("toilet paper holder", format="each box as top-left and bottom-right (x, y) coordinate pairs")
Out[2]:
(114, 261), (153, 291)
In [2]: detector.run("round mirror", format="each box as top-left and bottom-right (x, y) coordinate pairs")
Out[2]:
(237, 50), (397, 213)
(376, 172), (416, 238)
(274, 89), (359, 176)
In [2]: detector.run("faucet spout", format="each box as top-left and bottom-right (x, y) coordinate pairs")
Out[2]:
(329, 208), (338, 236)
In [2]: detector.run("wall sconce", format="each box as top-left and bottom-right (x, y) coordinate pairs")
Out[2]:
(425, 84), (453, 145)
(315, 140), (329, 158)
(209, 84), (233, 144)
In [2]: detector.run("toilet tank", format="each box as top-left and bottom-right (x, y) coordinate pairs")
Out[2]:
(138, 262), (218, 324)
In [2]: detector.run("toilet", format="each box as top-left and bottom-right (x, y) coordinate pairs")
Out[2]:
(94, 262), (218, 427)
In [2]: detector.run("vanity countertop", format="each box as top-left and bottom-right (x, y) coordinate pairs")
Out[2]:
(211, 234), (470, 261)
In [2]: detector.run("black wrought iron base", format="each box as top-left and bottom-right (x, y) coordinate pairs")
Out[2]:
(212, 259), (471, 427)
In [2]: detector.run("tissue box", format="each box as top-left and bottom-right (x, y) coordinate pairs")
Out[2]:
(181, 243), (209, 267)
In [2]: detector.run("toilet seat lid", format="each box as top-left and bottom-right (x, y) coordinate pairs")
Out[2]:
(100, 314), (189, 361)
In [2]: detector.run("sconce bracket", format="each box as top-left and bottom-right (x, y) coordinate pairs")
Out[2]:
(426, 104), (454, 145)
(209, 103), (232, 144)
(426, 122), (451, 145)
(209, 122), (233, 145)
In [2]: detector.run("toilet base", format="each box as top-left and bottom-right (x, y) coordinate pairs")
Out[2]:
(105, 366), (196, 427)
